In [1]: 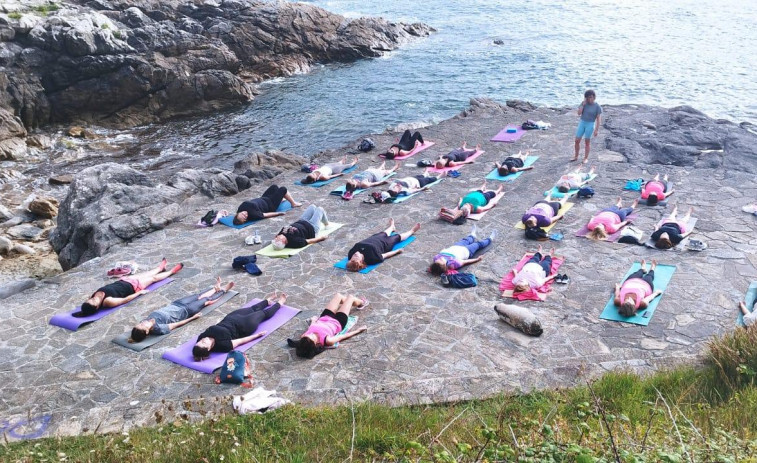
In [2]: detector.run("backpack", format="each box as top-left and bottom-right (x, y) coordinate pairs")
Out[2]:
(215, 350), (254, 387)
(576, 186), (595, 198)
(200, 210), (218, 226)
(441, 272), (478, 288)
(522, 120), (539, 130)
(357, 138), (375, 152)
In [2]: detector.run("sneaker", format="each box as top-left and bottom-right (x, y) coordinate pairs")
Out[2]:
(342, 191), (354, 200)
(488, 229), (499, 242)
(470, 224), (479, 239)
(244, 235), (256, 245)
(687, 239), (708, 252)
(448, 170), (461, 178)
(742, 204), (757, 214)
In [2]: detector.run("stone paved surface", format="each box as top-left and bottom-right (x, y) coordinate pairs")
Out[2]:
(1, 100), (756, 440)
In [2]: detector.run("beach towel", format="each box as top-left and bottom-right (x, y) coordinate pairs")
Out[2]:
(218, 201), (292, 229)
(49, 278), (174, 331)
(427, 149), (485, 173)
(111, 290), (239, 351)
(544, 173), (598, 198)
(255, 223), (344, 258)
(515, 202), (575, 232)
(162, 299), (301, 374)
(575, 214), (639, 242)
(499, 253), (565, 301)
(334, 235), (416, 274)
(467, 192), (504, 221)
(491, 125), (525, 143)
(378, 141), (435, 160)
(328, 172), (397, 197)
(738, 282), (757, 327)
(388, 178), (444, 203)
(599, 263), (676, 326)
(485, 156), (539, 182)
(294, 165), (358, 187)
(644, 217), (698, 250)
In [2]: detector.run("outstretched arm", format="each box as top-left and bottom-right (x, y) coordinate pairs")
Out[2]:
(262, 211), (286, 218)
(325, 326), (368, 346)
(231, 331), (267, 348)
(382, 249), (403, 260)
(102, 290), (148, 308)
(306, 236), (328, 245)
(514, 166), (534, 173)
(642, 290), (663, 306)
(460, 256), (484, 267)
(167, 313), (202, 331)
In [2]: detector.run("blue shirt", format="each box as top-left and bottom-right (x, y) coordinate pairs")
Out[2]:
(580, 102), (602, 122)
(147, 304), (190, 335)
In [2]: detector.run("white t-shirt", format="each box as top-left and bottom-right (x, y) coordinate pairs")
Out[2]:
(440, 245), (470, 261)
(512, 262), (547, 288)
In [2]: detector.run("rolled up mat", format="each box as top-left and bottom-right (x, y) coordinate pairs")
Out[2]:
(514, 203), (574, 232)
(485, 156), (538, 182)
(329, 172), (397, 197)
(490, 125), (525, 143)
(111, 290), (239, 352)
(494, 303), (543, 336)
(49, 278), (174, 331)
(543, 174), (598, 198)
(295, 165), (358, 187)
(427, 149), (485, 173)
(378, 141), (435, 160)
(575, 214), (639, 242)
(162, 299), (301, 374)
(256, 223), (344, 258)
(334, 235), (416, 274)
(389, 179), (443, 203)
(599, 262), (676, 326)
(643, 217), (698, 251)
(738, 282), (757, 327)
(499, 253), (564, 302)
(218, 201), (292, 229)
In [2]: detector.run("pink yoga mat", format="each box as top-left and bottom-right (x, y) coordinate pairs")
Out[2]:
(161, 299), (301, 374)
(491, 125), (525, 143)
(576, 214), (638, 242)
(379, 141), (435, 160)
(427, 149), (485, 173)
(499, 253), (564, 301)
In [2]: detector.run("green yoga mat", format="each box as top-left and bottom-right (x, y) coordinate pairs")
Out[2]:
(738, 282), (757, 327)
(256, 223), (344, 258)
(544, 173), (598, 198)
(599, 263), (676, 326)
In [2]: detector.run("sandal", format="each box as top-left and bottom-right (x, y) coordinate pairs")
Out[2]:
(355, 296), (369, 310)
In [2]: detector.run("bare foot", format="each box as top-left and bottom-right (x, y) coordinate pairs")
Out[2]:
(292, 202), (303, 208)
(387, 218), (395, 229)
(411, 222), (421, 233)
(640, 259), (647, 270)
(224, 282), (235, 292)
(170, 263), (184, 274)
(158, 258), (168, 272)
(276, 292), (288, 305)
(631, 199), (639, 209)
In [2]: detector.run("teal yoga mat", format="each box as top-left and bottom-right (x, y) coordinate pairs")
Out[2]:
(738, 282), (757, 327)
(599, 263), (676, 326)
(485, 156), (539, 182)
(334, 235), (416, 273)
(544, 173), (598, 198)
(295, 165), (358, 187)
(218, 201), (292, 229)
(329, 172), (397, 196)
(389, 179), (443, 203)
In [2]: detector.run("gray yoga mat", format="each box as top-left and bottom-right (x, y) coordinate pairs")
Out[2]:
(644, 217), (698, 251)
(112, 290), (239, 352)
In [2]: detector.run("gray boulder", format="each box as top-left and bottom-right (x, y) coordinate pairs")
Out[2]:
(494, 303), (543, 336)
(0, 107), (27, 160)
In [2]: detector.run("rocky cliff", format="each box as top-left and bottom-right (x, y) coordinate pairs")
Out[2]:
(0, 0), (432, 131)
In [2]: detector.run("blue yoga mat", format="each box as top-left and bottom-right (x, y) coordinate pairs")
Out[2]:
(738, 282), (757, 327)
(329, 172), (397, 196)
(485, 156), (539, 182)
(544, 173), (598, 198)
(334, 235), (416, 274)
(599, 263), (676, 326)
(295, 165), (358, 187)
(389, 179), (443, 203)
(218, 201), (292, 229)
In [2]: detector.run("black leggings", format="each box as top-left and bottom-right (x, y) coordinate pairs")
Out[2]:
(479, 190), (497, 202)
(172, 290), (224, 316)
(626, 269), (655, 291)
(415, 175), (438, 188)
(261, 185), (287, 212)
(222, 300), (281, 336)
(536, 200), (561, 215)
(527, 252), (553, 275)
(393, 130), (424, 151)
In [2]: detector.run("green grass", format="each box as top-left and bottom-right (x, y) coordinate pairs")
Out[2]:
(8, 11), (22, 19)
(3, 329), (757, 462)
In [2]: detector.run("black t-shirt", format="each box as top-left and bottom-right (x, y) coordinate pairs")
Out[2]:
(444, 149), (474, 163)
(651, 223), (683, 245)
(197, 325), (234, 353)
(347, 232), (400, 265)
(279, 220), (315, 249)
(503, 156), (524, 170)
(96, 280), (135, 299)
(236, 198), (272, 221)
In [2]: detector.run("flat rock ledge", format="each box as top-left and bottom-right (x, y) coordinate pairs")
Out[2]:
(0, 98), (755, 441)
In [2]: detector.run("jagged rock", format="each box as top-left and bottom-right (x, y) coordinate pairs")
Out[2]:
(67, 126), (97, 139)
(25, 133), (53, 148)
(29, 197), (59, 219)
(12, 243), (35, 254)
(0, 278), (36, 300)
(1, 1), (432, 130)
(7, 223), (44, 241)
(493, 39), (503, 45)
(49, 174), (74, 185)
(0, 107), (27, 160)
(0, 205), (13, 221)
(0, 235), (12, 254)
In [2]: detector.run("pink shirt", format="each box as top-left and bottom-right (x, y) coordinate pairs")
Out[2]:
(641, 181), (666, 200)
(619, 278), (652, 310)
(303, 316), (342, 345)
(512, 262), (548, 289)
(588, 211), (623, 234)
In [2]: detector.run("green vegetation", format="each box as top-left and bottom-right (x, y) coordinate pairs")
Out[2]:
(3, 328), (756, 462)
(8, 12), (22, 20)
(32, 2), (60, 16)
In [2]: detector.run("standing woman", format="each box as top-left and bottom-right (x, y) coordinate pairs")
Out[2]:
(571, 89), (602, 163)
(192, 291), (288, 361)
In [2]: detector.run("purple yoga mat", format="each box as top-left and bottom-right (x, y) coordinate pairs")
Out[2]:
(491, 125), (525, 143)
(576, 214), (638, 242)
(49, 278), (175, 331)
(161, 299), (301, 374)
